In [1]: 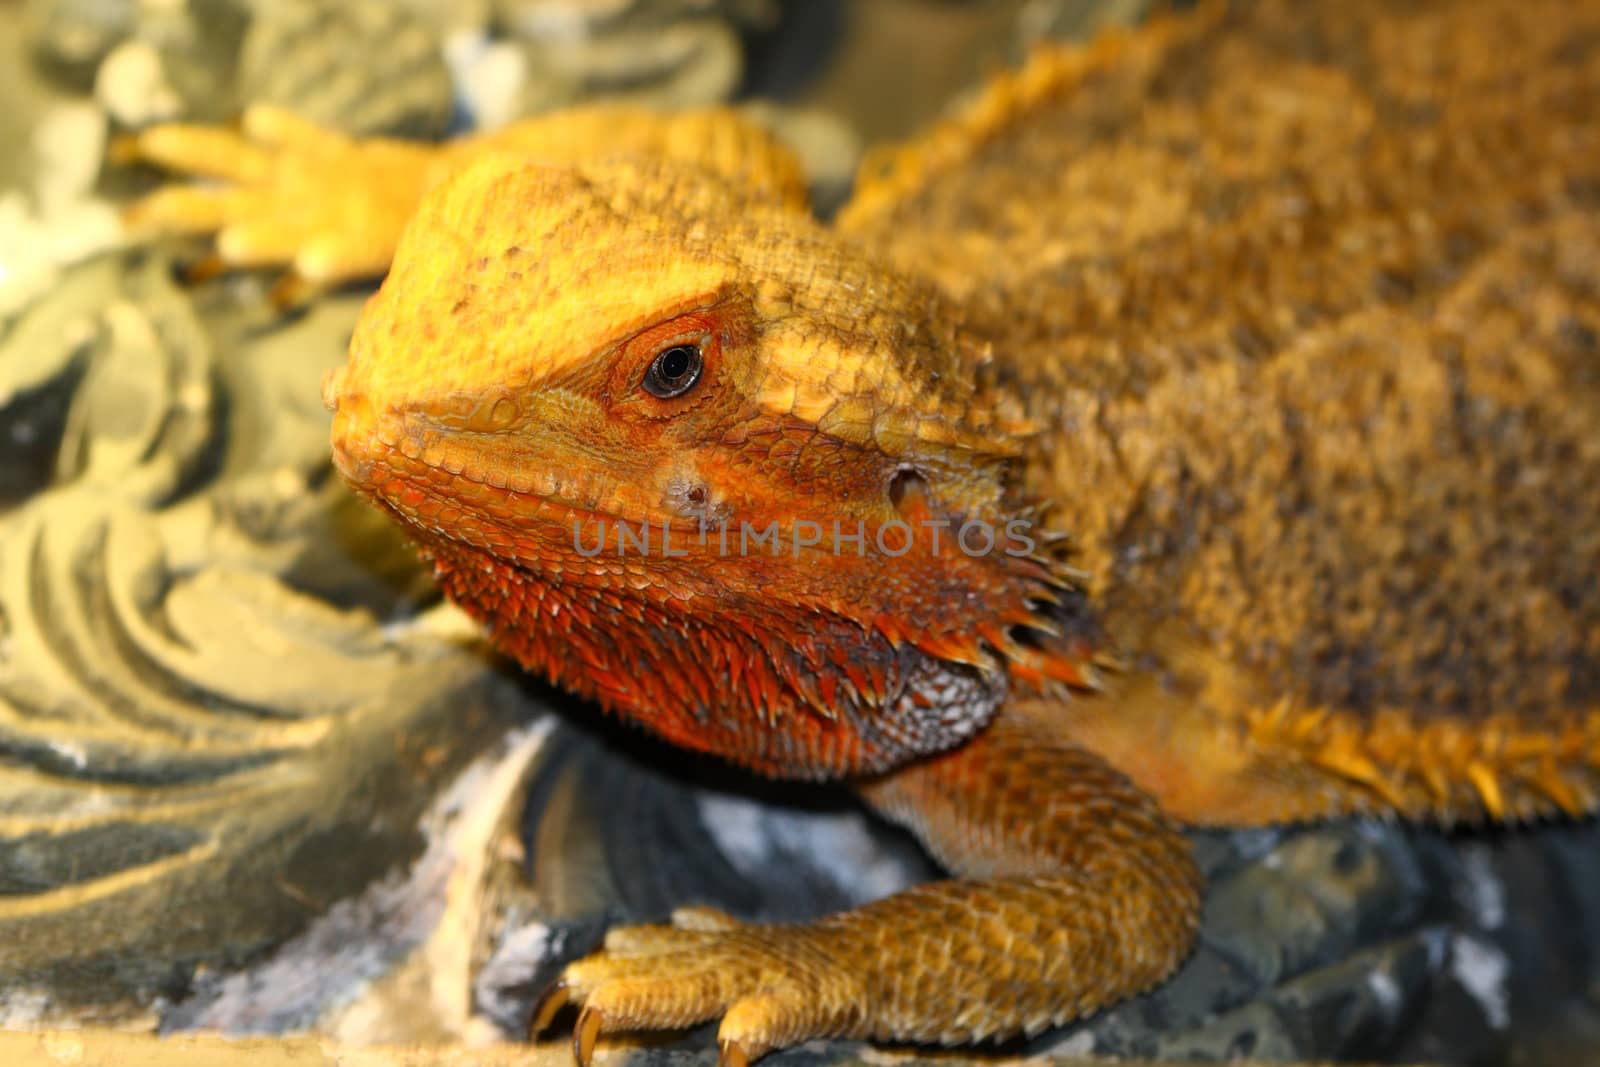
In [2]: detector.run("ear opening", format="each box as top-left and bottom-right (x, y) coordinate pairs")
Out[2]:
(888, 466), (927, 508)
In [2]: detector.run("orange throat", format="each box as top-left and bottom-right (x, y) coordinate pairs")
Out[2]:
(395, 497), (1102, 780)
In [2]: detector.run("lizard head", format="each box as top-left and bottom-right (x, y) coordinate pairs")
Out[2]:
(326, 154), (1098, 779)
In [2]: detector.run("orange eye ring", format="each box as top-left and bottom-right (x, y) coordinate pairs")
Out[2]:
(607, 306), (725, 417)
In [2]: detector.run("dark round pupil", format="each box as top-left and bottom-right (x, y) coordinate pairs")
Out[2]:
(642, 342), (703, 399)
(657, 345), (694, 381)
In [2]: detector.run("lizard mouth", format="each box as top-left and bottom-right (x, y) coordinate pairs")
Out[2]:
(326, 362), (649, 530)
(327, 382), (695, 582)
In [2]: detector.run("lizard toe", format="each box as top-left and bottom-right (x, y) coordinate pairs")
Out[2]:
(533, 919), (861, 1063)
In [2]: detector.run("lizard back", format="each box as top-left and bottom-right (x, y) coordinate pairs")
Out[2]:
(843, 0), (1600, 733)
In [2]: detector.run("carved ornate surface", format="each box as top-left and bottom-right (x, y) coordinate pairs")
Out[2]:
(0, 249), (532, 1021)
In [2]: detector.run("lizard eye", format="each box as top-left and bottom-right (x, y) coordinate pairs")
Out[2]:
(642, 342), (704, 399)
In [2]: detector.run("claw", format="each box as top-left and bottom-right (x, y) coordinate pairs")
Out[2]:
(718, 1039), (750, 1067)
(529, 978), (572, 1037)
(574, 1003), (603, 1067)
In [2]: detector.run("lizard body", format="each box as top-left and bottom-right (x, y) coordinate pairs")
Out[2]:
(839, 0), (1600, 826)
(128, 0), (1600, 1060)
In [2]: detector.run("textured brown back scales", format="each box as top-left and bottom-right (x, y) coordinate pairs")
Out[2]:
(844, 0), (1600, 823)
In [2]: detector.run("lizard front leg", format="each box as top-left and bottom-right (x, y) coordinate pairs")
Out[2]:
(117, 106), (807, 305)
(117, 106), (442, 304)
(532, 712), (1202, 1065)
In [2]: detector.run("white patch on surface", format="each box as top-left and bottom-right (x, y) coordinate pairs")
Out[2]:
(0, 989), (51, 1028)
(382, 601), (486, 644)
(1365, 968), (1402, 1013)
(1450, 933), (1510, 1030)
(34, 104), (106, 215)
(95, 41), (182, 127)
(1455, 845), (1506, 930)
(471, 920), (556, 1022)
(486, 920), (551, 965)
(46, 740), (88, 770)
(169, 720), (552, 1033)
(1049, 1029), (1098, 1057)
(697, 794), (770, 865)
(442, 30), (526, 132)
(0, 104), (120, 318)
(697, 793), (919, 904)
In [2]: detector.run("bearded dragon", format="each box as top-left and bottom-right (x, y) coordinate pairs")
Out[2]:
(124, 0), (1600, 1062)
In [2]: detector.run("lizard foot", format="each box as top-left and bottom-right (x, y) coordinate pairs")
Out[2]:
(525, 718), (1203, 1066)
(116, 106), (438, 304)
(531, 905), (860, 1067)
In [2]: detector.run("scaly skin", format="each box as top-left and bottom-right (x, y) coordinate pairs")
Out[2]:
(126, 0), (1600, 1061)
